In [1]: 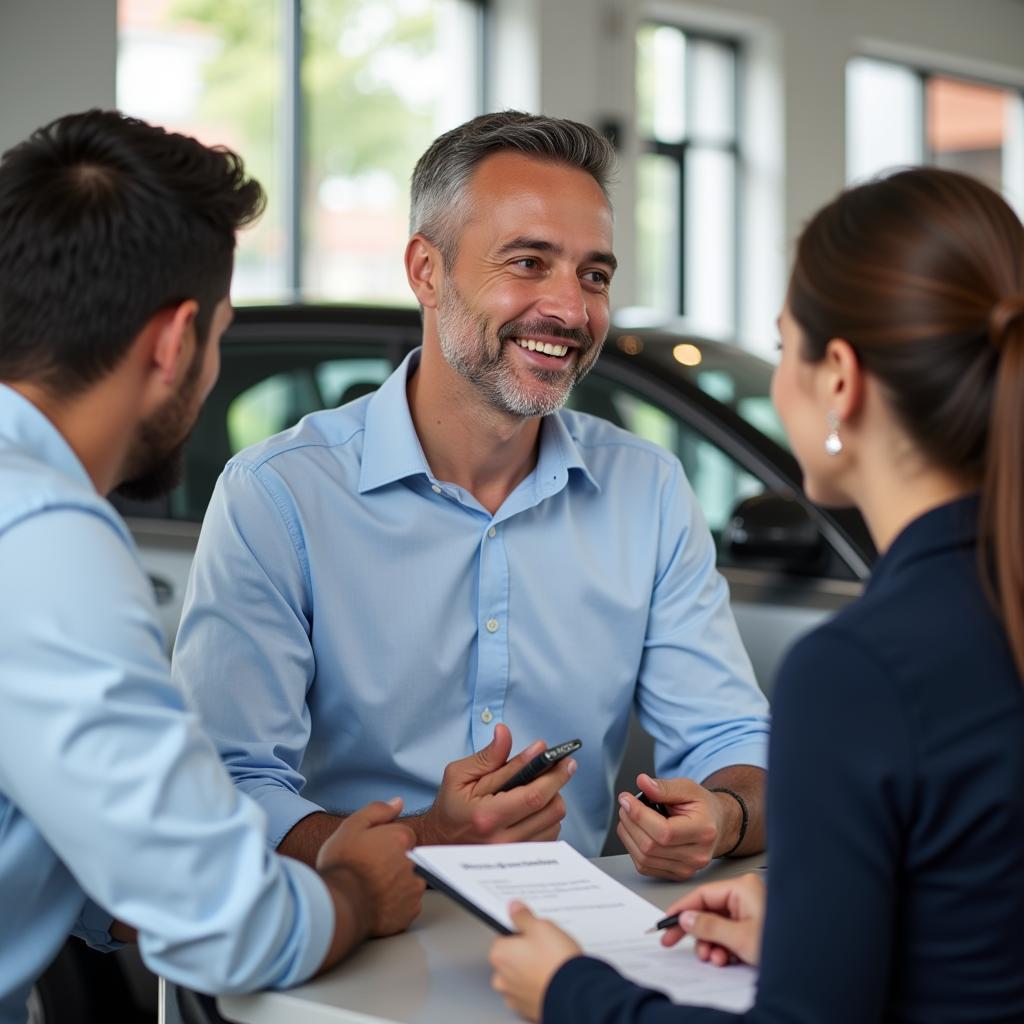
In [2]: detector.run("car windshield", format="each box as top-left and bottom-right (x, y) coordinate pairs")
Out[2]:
(611, 331), (789, 450)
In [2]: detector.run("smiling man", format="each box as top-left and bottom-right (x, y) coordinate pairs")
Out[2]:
(173, 111), (770, 877)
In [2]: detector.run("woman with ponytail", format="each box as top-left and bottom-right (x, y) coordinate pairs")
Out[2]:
(488, 167), (1024, 1023)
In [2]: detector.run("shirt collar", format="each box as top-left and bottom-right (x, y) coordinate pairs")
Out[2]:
(0, 383), (93, 490)
(535, 409), (600, 494)
(358, 349), (434, 493)
(358, 348), (599, 495)
(867, 494), (979, 592)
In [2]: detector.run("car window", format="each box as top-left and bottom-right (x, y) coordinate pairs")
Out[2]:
(227, 357), (391, 453)
(623, 335), (790, 451)
(568, 371), (767, 565)
(166, 345), (394, 522)
(689, 366), (788, 450)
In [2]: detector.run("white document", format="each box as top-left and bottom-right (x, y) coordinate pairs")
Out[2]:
(409, 841), (756, 1013)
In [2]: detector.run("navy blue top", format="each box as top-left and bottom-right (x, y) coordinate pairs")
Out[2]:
(545, 497), (1024, 1023)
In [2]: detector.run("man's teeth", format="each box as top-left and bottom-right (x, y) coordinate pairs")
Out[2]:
(514, 338), (569, 357)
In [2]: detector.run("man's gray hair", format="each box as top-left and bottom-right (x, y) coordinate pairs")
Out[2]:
(410, 110), (616, 265)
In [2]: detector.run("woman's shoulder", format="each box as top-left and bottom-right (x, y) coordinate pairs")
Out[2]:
(786, 544), (1018, 711)
(770, 593), (930, 756)
(772, 618), (891, 718)
(769, 619), (918, 817)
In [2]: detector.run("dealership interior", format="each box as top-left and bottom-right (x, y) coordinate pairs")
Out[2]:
(3, 1), (1024, 1023)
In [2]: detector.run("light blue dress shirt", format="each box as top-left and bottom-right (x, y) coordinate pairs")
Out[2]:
(0, 385), (334, 1024)
(174, 350), (769, 856)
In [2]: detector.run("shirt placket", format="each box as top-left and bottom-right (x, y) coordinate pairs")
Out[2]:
(472, 517), (510, 747)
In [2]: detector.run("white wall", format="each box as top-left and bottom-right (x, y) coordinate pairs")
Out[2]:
(0, 0), (117, 153)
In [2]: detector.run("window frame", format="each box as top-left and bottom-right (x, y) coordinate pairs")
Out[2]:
(918, 65), (1023, 174)
(635, 22), (743, 332)
(847, 53), (1024, 195)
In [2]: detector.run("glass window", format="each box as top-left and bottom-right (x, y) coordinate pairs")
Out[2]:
(302, 0), (480, 303)
(687, 39), (736, 145)
(118, 0), (289, 301)
(612, 334), (789, 449)
(172, 344), (393, 521)
(567, 371), (767, 560)
(227, 372), (309, 454)
(226, 356), (391, 451)
(635, 24), (740, 338)
(117, 0), (483, 305)
(636, 25), (686, 144)
(927, 75), (1013, 195)
(846, 57), (1024, 213)
(636, 154), (680, 313)
(846, 57), (922, 183)
(684, 148), (735, 338)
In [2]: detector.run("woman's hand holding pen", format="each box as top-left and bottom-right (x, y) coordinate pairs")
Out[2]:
(660, 873), (766, 967)
(488, 875), (764, 1020)
(489, 901), (582, 1022)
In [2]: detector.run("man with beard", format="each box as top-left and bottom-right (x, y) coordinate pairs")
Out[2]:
(0, 110), (425, 1024)
(174, 112), (770, 879)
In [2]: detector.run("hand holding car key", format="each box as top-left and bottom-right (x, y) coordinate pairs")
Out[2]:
(496, 739), (582, 792)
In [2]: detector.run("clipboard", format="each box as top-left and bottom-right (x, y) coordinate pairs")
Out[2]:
(412, 862), (513, 935)
(406, 842), (757, 1013)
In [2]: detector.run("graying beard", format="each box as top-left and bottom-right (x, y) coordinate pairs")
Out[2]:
(437, 289), (584, 418)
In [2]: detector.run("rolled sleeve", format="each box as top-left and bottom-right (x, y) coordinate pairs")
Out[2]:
(245, 784), (327, 851)
(270, 860), (334, 988)
(0, 509), (334, 993)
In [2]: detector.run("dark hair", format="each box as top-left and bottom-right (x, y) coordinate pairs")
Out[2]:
(410, 110), (616, 265)
(790, 167), (1024, 678)
(0, 109), (264, 395)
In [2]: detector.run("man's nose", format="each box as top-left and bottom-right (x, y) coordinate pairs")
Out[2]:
(537, 271), (589, 330)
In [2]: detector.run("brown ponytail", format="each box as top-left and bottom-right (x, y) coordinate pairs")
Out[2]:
(789, 168), (1024, 680)
(984, 305), (1024, 679)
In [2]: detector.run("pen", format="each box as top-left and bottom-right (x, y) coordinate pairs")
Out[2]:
(645, 865), (768, 933)
(645, 912), (680, 934)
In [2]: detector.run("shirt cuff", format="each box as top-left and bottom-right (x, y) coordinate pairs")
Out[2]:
(271, 859), (335, 988)
(243, 784), (327, 849)
(684, 740), (770, 786)
(72, 899), (125, 953)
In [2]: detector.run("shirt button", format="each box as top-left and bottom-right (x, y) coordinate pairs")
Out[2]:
(481, 708), (494, 724)
(487, 526), (497, 538)
(485, 618), (499, 633)
(431, 484), (442, 494)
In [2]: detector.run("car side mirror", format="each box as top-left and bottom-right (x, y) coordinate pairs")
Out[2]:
(723, 492), (824, 569)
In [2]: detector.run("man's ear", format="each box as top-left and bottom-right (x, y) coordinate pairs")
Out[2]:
(823, 337), (863, 422)
(405, 235), (444, 310)
(149, 300), (200, 388)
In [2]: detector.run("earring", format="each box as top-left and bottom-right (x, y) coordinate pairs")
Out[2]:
(824, 410), (843, 456)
